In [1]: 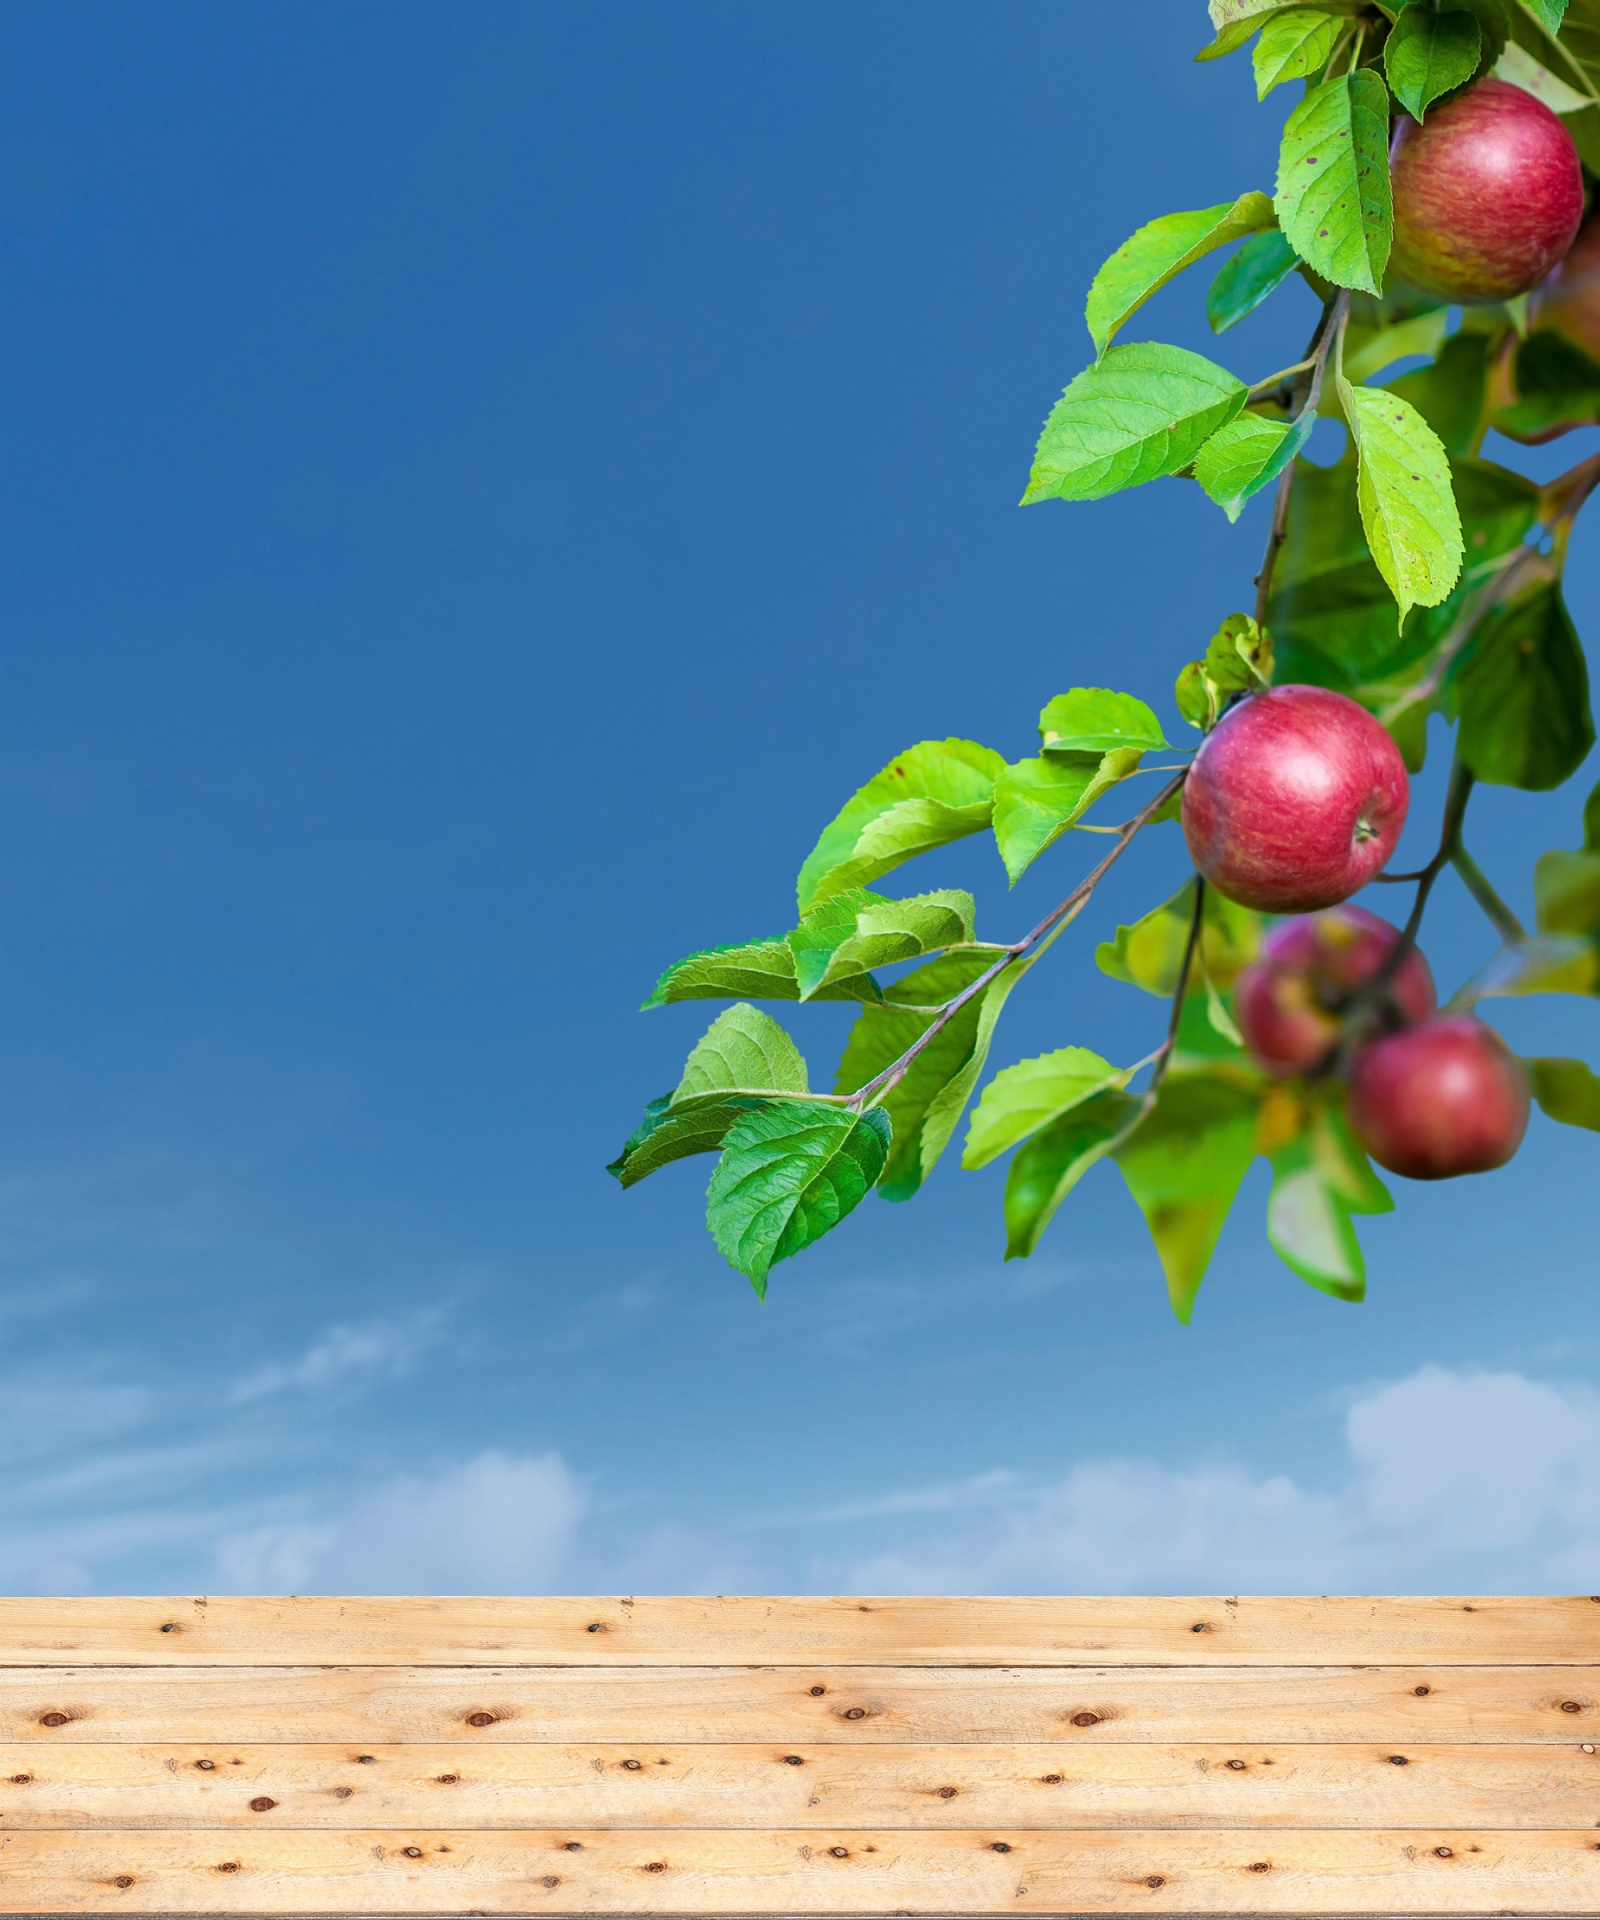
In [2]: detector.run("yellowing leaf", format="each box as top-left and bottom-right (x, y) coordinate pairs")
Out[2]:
(1254, 8), (1343, 97)
(1339, 376), (1463, 628)
(1275, 72), (1393, 294)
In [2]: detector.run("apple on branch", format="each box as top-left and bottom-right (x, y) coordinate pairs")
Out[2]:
(1236, 906), (1436, 1079)
(1349, 1016), (1531, 1181)
(1390, 78), (1584, 303)
(1181, 686), (1410, 914)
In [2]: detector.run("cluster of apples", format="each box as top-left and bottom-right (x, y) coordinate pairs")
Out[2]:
(1181, 686), (1529, 1182)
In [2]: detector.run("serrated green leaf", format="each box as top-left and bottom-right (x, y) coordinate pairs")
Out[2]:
(1024, 344), (1247, 506)
(646, 923), (884, 1009)
(1194, 409), (1312, 521)
(1520, 0), (1570, 36)
(1385, 6), (1482, 118)
(705, 1102), (891, 1295)
(917, 959), (1035, 1188)
(1458, 580), (1594, 791)
(1386, 330), (1493, 457)
(1207, 230), (1301, 337)
(1268, 454), (1534, 688)
(1526, 1055), (1600, 1129)
(801, 890), (975, 998)
(834, 948), (1009, 1200)
(1038, 687), (1171, 757)
(964, 1047), (1129, 1171)
(672, 1003), (809, 1108)
(990, 757), (1097, 884)
(1114, 1074), (1262, 1322)
(1535, 846), (1600, 934)
(1198, 0), (1361, 60)
(796, 739), (1005, 912)
(1096, 880), (1263, 997)
(1338, 376), (1463, 629)
(1275, 72), (1393, 294)
(1256, 9), (1344, 94)
(783, 888), (890, 998)
(1004, 1090), (1149, 1259)
(1085, 195), (1276, 357)
(608, 1093), (760, 1188)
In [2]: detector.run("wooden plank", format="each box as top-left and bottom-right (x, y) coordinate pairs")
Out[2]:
(0, 1742), (1596, 1831)
(2, 1596), (1597, 1666)
(2, 1664), (1594, 1744)
(1, 1826), (1598, 1914)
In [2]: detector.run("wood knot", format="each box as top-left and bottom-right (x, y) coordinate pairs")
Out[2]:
(249, 1797), (277, 1812)
(38, 1712), (70, 1728)
(466, 1712), (496, 1727)
(1070, 1712), (1100, 1728)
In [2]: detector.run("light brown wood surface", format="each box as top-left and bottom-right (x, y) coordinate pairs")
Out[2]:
(1, 1599), (1598, 1913)
(3, 1826), (1600, 1914)
(4, 1663), (1595, 1744)
(0, 1742), (1596, 1830)
(1, 1595), (1597, 1666)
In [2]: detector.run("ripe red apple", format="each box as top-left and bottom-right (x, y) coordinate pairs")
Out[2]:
(1390, 79), (1584, 303)
(1181, 686), (1410, 913)
(1348, 1016), (1530, 1180)
(1235, 906), (1436, 1078)
(1529, 206), (1600, 360)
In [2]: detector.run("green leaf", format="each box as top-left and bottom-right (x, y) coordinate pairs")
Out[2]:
(796, 738), (1006, 912)
(1268, 455), (1535, 689)
(1386, 331), (1493, 457)
(1457, 580), (1595, 790)
(783, 888), (890, 998)
(1526, 1055), (1600, 1130)
(1038, 688), (1171, 757)
(1497, 34), (1584, 104)
(834, 947), (1008, 1200)
(1493, 331), (1600, 441)
(1256, 9), (1344, 94)
(705, 1103), (891, 1296)
(672, 1003), (809, 1108)
(607, 1094), (758, 1189)
(646, 920), (884, 1009)
(1343, 307), (1452, 384)
(917, 959), (1035, 1190)
(1194, 409), (1312, 521)
(1197, 0), (1362, 60)
(1586, 779), (1600, 851)
(1455, 932), (1599, 1000)
(1265, 1136), (1367, 1302)
(1520, 0), (1570, 36)
(1535, 846), (1600, 934)
(991, 757), (1097, 884)
(1275, 72), (1393, 295)
(1338, 376), (1464, 629)
(800, 890), (975, 998)
(1096, 880), (1264, 997)
(1208, 229), (1301, 334)
(1085, 195), (1276, 357)
(1023, 344), (1247, 506)
(1004, 1090), (1150, 1259)
(964, 1047), (1129, 1170)
(1114, 1074), (1262, 1323)
(1385, 6), (1482, 118)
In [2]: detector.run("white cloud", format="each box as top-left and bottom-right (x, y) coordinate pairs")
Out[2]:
(231, 1312), (442, 1402)
(214, 1450), (586, 1593)
(836, 1367), (1600, 1595)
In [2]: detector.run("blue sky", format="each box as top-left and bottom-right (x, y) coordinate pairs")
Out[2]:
(2, 0), (1598, 1597)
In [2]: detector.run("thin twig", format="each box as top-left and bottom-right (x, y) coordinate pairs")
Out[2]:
(848, 771), (1187, 1111)
(1253, 291), (1349, 626)
(1147, 875), (1207, 1097)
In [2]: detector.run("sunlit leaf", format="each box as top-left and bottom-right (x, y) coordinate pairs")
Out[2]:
(672, 1003), (809, 1108)
(1004, 1090), (1149, 1259)
(1255, 8), (1344, 95)
(608, 1094), (757, 1188)
(1207, 228), (1301, 333)
(1275, 72), (1393, 294)
(1385, 5), (1482, 118)
(1526, 1055), (1600, 1130)
(799, 890), (975, 998)
(1085, 195), (1276, 356)
(1038, 688), (1171, 757)
(964, 1046), (1129, 1170)
(1339, 376), (1464, 628)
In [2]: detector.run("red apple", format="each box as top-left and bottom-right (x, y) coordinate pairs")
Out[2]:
(1390, 79), (1584, 303)
(1348, 1016), (1530, 1180)
(1181, 686), (1410, 913)
(1235, 906), (1436, 1077)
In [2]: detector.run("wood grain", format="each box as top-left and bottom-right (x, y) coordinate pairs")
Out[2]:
(0, 1742), (1595, 1831)
(2, 1596), (1597, 1666)
(2, 1826), (1598, 1914)
(3, 1663), (1594, 1744)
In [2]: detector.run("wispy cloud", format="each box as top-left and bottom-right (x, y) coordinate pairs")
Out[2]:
(231, 1311), (443, 1403)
